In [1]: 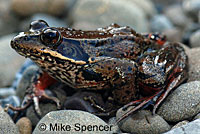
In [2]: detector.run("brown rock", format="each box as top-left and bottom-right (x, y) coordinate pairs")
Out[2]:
(11, 0), (67, 17)
(116, 109), (171, 134)
(16, 117), (32, 134)
(187, 47), (200, 81)
(172, 120), (189, 129)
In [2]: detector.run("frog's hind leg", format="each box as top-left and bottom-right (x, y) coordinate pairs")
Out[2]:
(117, 43), (188, 124)
(116, 89), (165, 124)
(152, 67), (188, 114)
(152, 44), (188, 114)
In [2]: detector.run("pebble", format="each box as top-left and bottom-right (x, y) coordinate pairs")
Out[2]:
(182, 0), (200, 21)
(150, 15), (173, 32)
(11, 59), (35, 90)
(11, 0), (68, 17)
(190, 30), (200, 48)
(16, 65), (39, 101)
(116, 109), (170, 134)
(0, 106), (20, 134)
(0, 1), (20, 36)
(182, 23), (200, 46)
(71, 0), (149, 32)
(0, 95), (20, 117)
(33, 110), (117, 134)
(163, 28), (182, 42)
(172, 120), (189, 129)
(0, 34), (25, 87)
(16, 117), (32, 134)
(187, 47), (200, 82)
(164, 119), (200, 134)
(0, 87), (15, 98)
(151, 0), (182, 7)
(194, 113), (200, 120)
(157, 81), (200, 122)
(108, 117), (122, 133)
(0, 95), (20, 108)
(126, 0), (157, 18)
(164, 5), (190, 28)
(199, 11), (200, 23)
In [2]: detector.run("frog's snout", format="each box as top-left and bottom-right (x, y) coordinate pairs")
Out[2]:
(10, 36), (19, 50)
(10, 39), (15, 48)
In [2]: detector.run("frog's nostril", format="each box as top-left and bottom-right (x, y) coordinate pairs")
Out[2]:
(10, 40), (14, 44)
(24, 36), (28, 41)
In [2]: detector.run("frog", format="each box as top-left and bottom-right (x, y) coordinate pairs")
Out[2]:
(9, 20), (188, 123)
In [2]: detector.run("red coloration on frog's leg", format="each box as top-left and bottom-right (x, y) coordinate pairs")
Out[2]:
(30, 72), (61, 115)
(5, 72), (61, 115)
(34, 72), (57, 96)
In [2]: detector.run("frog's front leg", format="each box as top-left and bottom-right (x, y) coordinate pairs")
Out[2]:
(83, 57), (138, 107)
(6, 70), (61, 115)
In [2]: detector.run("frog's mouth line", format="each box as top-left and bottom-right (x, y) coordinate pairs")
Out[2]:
(11, 39), (107, 89)
(11, 39), (88, 65)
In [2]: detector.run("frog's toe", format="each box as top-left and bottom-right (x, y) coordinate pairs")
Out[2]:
(122, 99), (143, 111)
(4, 100), (31, 113)
(33, 96), (41, 115)
(40, 92), (61, 109)
(32, 91), (61, 115)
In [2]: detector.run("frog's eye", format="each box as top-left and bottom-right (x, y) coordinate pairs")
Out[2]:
(30, 20), (49, 31)
(40, 28), (62, 47)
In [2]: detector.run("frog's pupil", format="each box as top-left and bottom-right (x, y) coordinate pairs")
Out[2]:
(40, 28), (61, 47)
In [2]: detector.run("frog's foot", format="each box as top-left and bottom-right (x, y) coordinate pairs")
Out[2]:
(31, 72), (61, 115)
(4, 86), (61, 116)
(116, 89), (165, 124)
(32, 89), (61, 115)
(4, 100), (31, 113)
(86, 97), (117, 117)
(5, 72), (61, 115)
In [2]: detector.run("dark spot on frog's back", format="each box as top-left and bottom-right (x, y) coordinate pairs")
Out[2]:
(57, 38), (89, 62)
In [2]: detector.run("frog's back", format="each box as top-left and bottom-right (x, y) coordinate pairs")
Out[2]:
(59, 23), (156, 61)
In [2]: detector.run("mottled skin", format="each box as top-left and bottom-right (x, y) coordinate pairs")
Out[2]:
(10, 20), (188, 123)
